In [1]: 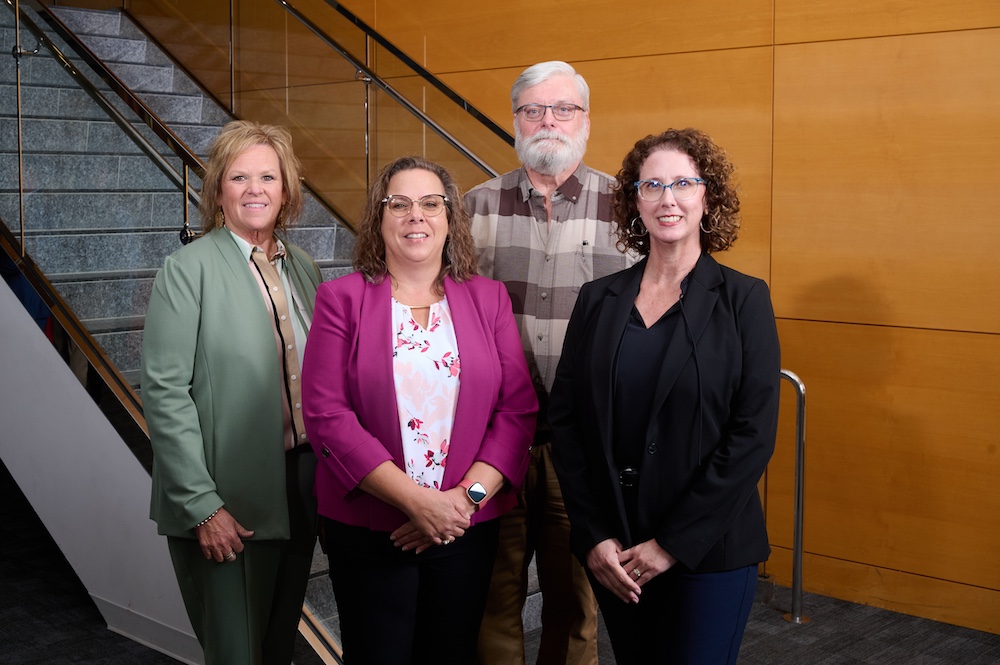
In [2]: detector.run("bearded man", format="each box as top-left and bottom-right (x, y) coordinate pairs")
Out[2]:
(467, 61), (634, 665)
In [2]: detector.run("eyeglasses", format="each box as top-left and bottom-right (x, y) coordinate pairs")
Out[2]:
(381, 194), (449, 217)
(634, 178), (706, 202)
(514, 103), (585, 122)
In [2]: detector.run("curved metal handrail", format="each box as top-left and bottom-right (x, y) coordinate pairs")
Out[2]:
(779, 369), (809, 624)
(277, 0), (501, 179)
(321, 0), (515, 149)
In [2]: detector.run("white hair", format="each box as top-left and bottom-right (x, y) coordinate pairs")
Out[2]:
(510, 61), (590, 112)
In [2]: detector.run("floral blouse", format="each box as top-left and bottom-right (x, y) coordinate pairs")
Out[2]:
(392, 297), (461, 490)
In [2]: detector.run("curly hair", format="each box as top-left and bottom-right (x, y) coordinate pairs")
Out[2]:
(353, 156), (479, 290)
(611, 128), (740, 256)
(199, 120), (303, 234)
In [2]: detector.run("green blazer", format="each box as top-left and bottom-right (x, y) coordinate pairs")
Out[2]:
(141, 228), (322, 539)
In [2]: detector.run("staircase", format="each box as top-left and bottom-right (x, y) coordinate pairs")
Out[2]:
(0, 4), (354, 387)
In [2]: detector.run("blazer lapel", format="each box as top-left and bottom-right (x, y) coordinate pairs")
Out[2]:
(356, 278), (403, 459)
(590, 264), (643, 452)
(441, 277), (484, 485)
(588, 263), (644, 546)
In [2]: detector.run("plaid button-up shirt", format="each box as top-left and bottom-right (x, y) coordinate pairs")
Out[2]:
(467, 163), (635, 420)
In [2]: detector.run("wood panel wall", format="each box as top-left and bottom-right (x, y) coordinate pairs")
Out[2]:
(339, 0), (1000, 633)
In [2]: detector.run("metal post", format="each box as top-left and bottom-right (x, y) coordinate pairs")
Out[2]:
(780, 369), (810, 624)
(12, 0), (39, 256)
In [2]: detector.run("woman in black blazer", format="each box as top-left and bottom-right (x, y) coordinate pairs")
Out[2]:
(549, 128), (780, 665)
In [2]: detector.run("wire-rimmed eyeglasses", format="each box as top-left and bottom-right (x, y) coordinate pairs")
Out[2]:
(634, 178), (706, 202)
(514, 103), (585, 122)
(381, 194), (449, 217)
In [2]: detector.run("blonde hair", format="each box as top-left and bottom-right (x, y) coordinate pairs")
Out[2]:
(199, 120), (303, 234)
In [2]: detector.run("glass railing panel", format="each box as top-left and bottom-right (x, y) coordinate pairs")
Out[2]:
(1, 1), (193, 389)
(127, 0), (233, 105)
(367, 86), (491, 194)
(375, 69), (521, 184)
(124, 0), (515, 222)
(235, 3), (369, 224)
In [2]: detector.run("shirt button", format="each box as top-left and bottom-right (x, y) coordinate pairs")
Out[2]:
(295, 402), (302, 409)
(300, 433), (307, 440)
(540, 292), (548, 300)
(537, 334), (543, 341)
(545, 255), (551, 261)
(280, 315), (287, 321)
(647, 442), (658, 455)
(290, 374), (297, 381)
(272, 286), (278, 292)
(287, 343), (294, 350)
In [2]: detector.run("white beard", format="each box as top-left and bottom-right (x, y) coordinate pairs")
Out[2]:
(515, 127), (587, 176)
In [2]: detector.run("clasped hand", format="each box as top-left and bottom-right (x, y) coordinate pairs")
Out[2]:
(390, 486), (473, 553)
(586, 537), (677, 604)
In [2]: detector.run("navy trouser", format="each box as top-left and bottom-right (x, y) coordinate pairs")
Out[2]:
(592, 563), (758, 665)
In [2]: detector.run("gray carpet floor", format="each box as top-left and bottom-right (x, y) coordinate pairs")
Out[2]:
(3, 459), (998, 664)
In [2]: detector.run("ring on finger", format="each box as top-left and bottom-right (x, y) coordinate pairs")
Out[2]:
(632, 567), (642, 579)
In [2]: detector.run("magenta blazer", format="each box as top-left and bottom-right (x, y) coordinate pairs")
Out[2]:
(302, 272), (538, 532)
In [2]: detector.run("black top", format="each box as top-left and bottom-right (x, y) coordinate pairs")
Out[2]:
(613, 304), (678, 471)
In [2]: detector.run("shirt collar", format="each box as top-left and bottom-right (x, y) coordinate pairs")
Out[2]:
(226, 228), (286, 264)
(518, 162), (587, 203)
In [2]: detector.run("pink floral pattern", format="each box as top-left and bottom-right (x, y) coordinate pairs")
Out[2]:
(392, 298), (460, 489)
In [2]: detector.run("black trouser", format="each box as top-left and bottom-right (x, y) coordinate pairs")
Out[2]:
(324, 517), (500, 665)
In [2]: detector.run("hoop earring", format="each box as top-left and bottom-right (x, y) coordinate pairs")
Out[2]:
(700, 209), (721, 234)
(629, 216), (648, 237)
(215, 208), (225, 228)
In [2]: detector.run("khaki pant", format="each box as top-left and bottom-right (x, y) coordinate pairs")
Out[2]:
(476, 442), (599, 665)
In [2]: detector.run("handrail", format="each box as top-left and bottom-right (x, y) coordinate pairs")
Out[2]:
(7, 0), (203, 217)
(0, 222), (147, 443)
(322, 0), (515, 149)
(277, 0), (500, 179)
(779, 369), (809, 624)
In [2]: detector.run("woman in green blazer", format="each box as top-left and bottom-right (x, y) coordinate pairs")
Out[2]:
(141, 121), (322, 665)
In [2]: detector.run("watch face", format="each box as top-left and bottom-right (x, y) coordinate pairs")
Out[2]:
(467, 482), (487, 504)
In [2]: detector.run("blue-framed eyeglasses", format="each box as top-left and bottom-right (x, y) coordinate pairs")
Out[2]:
(634, 178), (706, 202)
(515, 103), (585, 121)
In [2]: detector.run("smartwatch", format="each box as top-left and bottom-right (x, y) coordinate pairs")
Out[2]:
(459, 479), (488, 510)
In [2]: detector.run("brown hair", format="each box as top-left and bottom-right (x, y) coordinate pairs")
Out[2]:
(612, 128), (740, 256)
(199, 120), (303, 234)
(353, 156), (479, 289)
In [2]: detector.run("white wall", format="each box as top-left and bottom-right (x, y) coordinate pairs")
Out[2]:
(0, 277), (202, 664)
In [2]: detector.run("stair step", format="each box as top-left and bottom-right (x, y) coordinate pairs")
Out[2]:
(48, 7), (122, 39)
(0, 191), (190, 232)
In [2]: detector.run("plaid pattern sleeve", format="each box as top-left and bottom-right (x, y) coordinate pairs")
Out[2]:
(466, 164), (636, 401)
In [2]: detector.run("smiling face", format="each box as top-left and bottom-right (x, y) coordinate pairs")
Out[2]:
(636, 148), (706, 254)
(381, 168), (450, 274)
(513, 74), (590, 176)
(218, 143), (286, 246)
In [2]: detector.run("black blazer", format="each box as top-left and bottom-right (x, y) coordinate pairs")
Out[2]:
(549, 254), (780, 573)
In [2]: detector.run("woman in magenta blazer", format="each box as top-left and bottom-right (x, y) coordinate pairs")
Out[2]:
(301, 156), (537, 664)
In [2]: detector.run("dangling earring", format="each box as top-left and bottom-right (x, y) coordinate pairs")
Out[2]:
(215, 208), (225, 228)
(629, 216), (648, 237)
